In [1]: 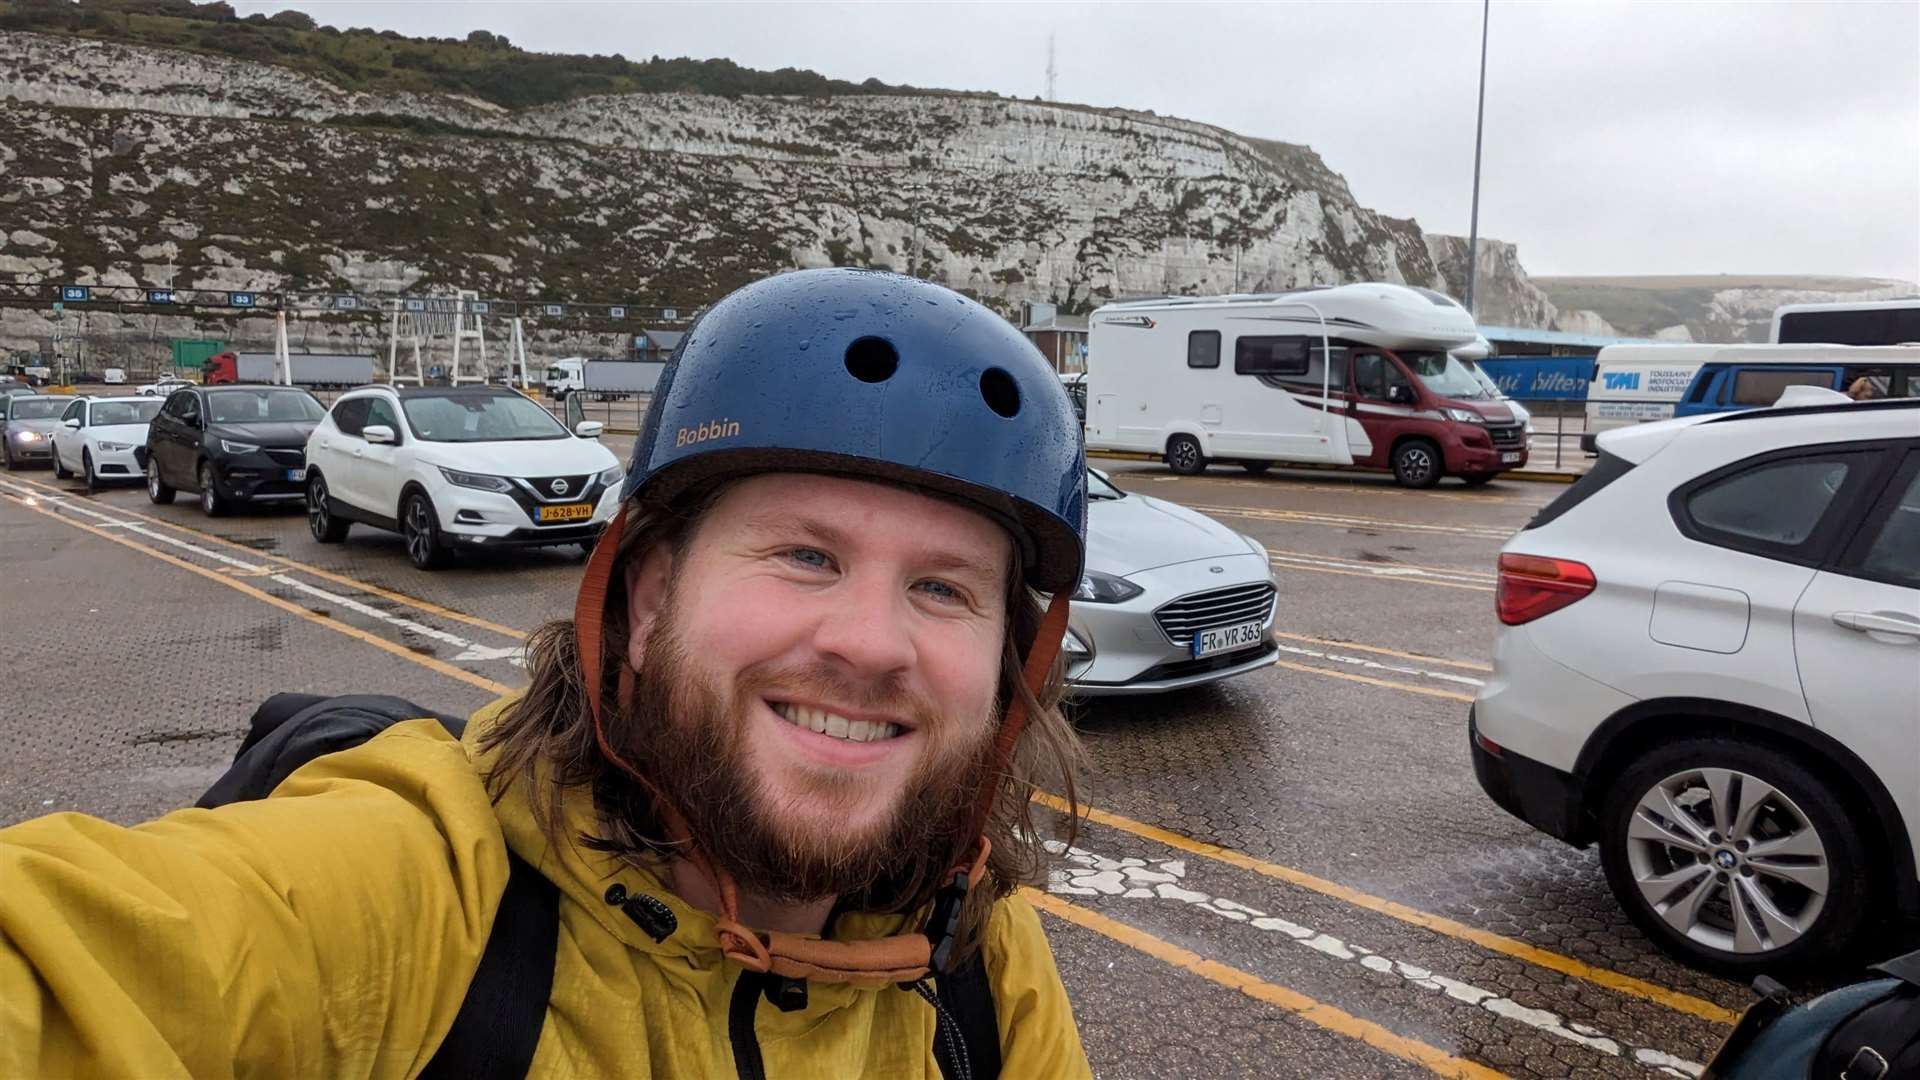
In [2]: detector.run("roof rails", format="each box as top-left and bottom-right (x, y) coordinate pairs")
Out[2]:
(1702, 398), (1920, 426)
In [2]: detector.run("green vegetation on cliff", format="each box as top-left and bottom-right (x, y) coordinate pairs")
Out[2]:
(0, 0), (914, 106)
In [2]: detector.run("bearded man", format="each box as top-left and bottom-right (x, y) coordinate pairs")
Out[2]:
(0, 268), (1094, 1078)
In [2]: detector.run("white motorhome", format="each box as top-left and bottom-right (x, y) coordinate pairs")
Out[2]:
(1085, 283), (1529, 487)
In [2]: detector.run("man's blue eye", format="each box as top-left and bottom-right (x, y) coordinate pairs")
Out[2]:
(788, 548), (829, 568)
(919, 581), (960, 601)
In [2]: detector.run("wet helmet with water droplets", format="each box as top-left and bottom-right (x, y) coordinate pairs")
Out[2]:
(619, 267), (1086, 591)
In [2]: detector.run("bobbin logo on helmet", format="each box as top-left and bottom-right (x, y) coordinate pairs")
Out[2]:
(624, 268), (1087, 592)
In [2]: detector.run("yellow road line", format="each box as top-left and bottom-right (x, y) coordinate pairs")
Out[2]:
(1273, 632), (1493, 673)
(1271, 659), (1478, 703)
(1032, 794), (1740, 1025)
(3, 474), (527, 640)
(1027, 890), (1507, 1079)
(2, 491), (514, 697)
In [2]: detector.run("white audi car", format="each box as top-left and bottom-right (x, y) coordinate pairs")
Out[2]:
(304, 385), (622, 569)
(1064, 468), (1279, 695)
(50, 395), (164, 491)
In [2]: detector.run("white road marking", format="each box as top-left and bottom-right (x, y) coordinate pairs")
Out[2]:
(1267, 552), (1496, 588)
(1192, 503), (1517, 541)
(1046, 842), (1704, 1078)
(1270, 643), (1486, 689)
(269, 574), (525, 667)
(0, 483), (523, 667)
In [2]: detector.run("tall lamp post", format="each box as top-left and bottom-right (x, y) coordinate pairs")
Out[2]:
(1464, 0), (1490, 318)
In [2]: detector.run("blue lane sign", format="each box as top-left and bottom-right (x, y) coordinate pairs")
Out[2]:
(470, 301), (490, 314)
(336, 296), (359, 310)
(609, 306), (626, 319)
(405, 298), (425, 312)
(147, 289), (175, 304)
(229, 291), (256, 307)
(61, 285), (91, 302)
(544, 304), (564, 317)
(663, 308), (678, 320)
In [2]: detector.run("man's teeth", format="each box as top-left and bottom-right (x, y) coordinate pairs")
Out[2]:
(772, 703), (901, 743)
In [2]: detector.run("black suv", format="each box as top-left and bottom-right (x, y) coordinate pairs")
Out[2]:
(145, 385), (327, 516)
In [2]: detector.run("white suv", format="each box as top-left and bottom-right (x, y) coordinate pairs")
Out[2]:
(1472, 398), (1919, 975)
(304, 385), (623, 569)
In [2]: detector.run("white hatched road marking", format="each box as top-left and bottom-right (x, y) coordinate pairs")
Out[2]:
(1270, 643), (1487, 689)
(1046, 842), (1704, 1078)
(1193, 503), (1518, 541)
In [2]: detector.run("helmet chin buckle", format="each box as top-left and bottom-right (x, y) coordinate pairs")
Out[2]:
(925, 836), (993, 977)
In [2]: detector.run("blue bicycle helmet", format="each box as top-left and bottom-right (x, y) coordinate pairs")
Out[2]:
(621, 267), (1087, 592)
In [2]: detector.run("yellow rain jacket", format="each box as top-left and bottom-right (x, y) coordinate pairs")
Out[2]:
(0, 698), (1091, 1078)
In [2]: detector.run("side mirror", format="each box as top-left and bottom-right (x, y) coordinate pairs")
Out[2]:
(363, 424), (396, 445)
(64, 418), (81, 429)
(574, 420), (604, 438)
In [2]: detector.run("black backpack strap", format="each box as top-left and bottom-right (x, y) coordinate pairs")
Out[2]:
(420, 849), (562, 1080)
(197, 695), (465, 808)
(934, 950), (1002, 1080)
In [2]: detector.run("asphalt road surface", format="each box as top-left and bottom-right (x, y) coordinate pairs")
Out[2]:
(0, 452), (1755, 1078)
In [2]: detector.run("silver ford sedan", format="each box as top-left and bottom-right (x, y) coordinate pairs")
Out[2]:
(1065, 469), (1278, 696)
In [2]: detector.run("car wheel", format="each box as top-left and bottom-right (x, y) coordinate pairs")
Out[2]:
(81, 449), (97, 494)
(1460, 472), (1495, 487)
(1241, 461), (1273, 476)
(52, 442), (70, 479)
(146, 457), (175, 504)
(1598, 738), (1872, 976)
(197, 461), (229, 517)
(402, 491), (452, 570)
(307, 474), (350, 542)
(1391, 440), (1442, 488)
(1166, 434), (1207, 476)
(1, 440), (12, 471)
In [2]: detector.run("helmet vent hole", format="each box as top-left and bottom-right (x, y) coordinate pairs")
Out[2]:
(844, 337), (898, 383)
(979, 368), (1021, 418)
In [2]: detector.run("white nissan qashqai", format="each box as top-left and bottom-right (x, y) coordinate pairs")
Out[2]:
(304, 384), (623, 569)
(1473, 394), (1919, 976)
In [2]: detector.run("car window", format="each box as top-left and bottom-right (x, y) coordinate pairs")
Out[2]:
(1852, 454), (1920, 588)
(208, 389), (324, 424)
(332, 397), (370, 437)
(63, 400), (83, 424)
(365, 398), (404, 440)
(1729, 368), (1835, 406)
(90, 401), (161, 426)
(1684, 454), (1865, 549)
(401, 393), (567, 442)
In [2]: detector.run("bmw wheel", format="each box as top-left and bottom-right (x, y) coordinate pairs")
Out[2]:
(1599, 739), (1871, 975)
(402, 491), (452, 570)
(147, 457), (175, 504)
(307, 474), (349, 543)
(1391, 440), (1442, 488)
(1166, 434), (1206, 476)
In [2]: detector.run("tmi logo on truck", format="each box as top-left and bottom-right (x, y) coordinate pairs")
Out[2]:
(1601, 371), (1641, 391)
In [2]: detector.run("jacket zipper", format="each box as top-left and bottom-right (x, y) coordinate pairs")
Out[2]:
(729, 971), (770, 1080)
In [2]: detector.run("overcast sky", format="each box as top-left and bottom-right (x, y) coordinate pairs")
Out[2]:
(242, 1), (1920, 283)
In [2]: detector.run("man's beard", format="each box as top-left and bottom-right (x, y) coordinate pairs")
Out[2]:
(613, 593), (999, 908)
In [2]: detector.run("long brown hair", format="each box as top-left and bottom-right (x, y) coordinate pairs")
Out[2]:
(480, 490), (1085, 963)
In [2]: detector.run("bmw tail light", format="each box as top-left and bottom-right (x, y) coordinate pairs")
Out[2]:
(1496, 553), (1595, 626)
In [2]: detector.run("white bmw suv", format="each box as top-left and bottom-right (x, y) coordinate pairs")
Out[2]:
(1472, 396), (1919, 975)
(304, 385), (623, 569)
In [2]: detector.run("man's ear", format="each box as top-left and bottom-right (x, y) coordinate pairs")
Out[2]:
(625, 540), (674, 670)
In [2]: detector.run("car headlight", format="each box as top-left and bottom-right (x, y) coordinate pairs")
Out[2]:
(12, 430), (40, 443)
(598, 464), (624, 488)
(219, 439), (261, 455)
(96, 441), (133, 452)
(1072, 570), (1144, 604)
(1444, 408), (1486, 424)
(438, 466), (513, 493)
